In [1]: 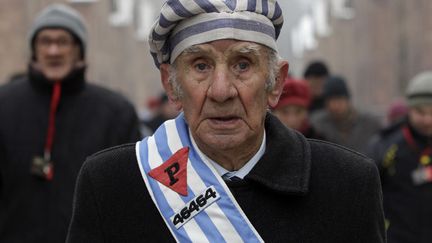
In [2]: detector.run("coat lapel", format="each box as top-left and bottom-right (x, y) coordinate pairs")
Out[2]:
(246, 113), (311, 195)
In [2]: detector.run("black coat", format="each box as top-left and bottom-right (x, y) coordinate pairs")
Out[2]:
(367, 119), (432, 243)
(67, 114), (385, 243)
(0, 67), (141, 243)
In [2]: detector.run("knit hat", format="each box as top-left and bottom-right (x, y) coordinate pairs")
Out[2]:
(29, 4), (87, 60)
(303, 60), (330, 78)
(406, 71), (432, 107)
(272, 78), (311, 110)
(322, 76), (350, 100)
(149, 0), (283, 68)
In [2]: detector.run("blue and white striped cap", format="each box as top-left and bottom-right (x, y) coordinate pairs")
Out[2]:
(149, 0), (283, 68)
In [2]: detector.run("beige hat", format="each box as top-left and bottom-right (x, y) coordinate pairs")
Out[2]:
(406, 71), (432, 107)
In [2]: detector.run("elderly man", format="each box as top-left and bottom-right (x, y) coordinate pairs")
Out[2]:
(67, 1), (385, 242)
(0, 4), (140, 243)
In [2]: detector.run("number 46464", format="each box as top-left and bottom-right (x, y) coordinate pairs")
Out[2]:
(171, 186), (220, 228)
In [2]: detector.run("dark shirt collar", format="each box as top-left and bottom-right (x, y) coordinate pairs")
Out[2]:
(28, 63), (86, 94)
(245, 113), (311, 195)
(407, 120), (432, 146)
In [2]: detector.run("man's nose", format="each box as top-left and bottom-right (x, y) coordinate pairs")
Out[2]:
(424, 113), (432, 124)
(46, 44), (61, 55)
(207, 67), (237, 103)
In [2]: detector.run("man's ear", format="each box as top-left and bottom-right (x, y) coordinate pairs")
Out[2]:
(267, 60), (289, 107)
(160, 64), (183, 111)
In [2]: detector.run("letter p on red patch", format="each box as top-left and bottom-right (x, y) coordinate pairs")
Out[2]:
(148, 147), (189, 196)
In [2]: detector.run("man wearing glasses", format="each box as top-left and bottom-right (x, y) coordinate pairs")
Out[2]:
(0, 4), (141, 242)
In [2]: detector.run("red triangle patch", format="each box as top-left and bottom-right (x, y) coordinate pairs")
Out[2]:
(148, 147), (189, 196)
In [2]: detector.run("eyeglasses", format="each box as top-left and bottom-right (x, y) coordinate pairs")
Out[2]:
(35, 36), (75, 49)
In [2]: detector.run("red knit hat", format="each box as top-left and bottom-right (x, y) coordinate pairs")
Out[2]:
(272, 78), (311, 110)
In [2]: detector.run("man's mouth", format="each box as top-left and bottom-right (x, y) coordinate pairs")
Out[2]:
(208, 116), (241, 127)
(48, 62), (63, 68)
(212, 116), (239, 121)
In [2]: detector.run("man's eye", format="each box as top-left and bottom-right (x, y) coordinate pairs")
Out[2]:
(195, 63), (209, 71)
(235, 61), (250, 71)
(57, 38), (72, 46)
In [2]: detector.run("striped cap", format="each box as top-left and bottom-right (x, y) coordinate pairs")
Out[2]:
(149, 0), (283, 69)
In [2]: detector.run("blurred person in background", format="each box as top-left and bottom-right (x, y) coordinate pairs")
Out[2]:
(7, 71), (27, 83)
(311, 76), (382, 154)
(387, 99), (409, 125)
(141, 92), (180, 134)
(0, 4), (140, 243)
(67, 0), (384, 242)
(303, 60), (330, 114)
(271, 77), (324, 139)
(367, 71), (432, 243)
(138, 95), (163, 137)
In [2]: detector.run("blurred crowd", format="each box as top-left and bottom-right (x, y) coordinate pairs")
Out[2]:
(272, 60), (432, 243)
(1, 2), (431, 243)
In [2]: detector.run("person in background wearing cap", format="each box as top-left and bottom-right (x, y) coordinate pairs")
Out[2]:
(367, 71), (432, 243)
(271, 78), (324, 139)
(141, 92), (181, 135)
(386, 99), (409, 126)
(303, 60), (331, 114)
(67, 1), (384, 242)
(0, 4), (141, 243)
(311, 75), (382, 154)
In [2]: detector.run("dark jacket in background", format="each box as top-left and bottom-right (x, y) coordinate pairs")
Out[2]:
(309, 96), (325, 114)
(0, 67), (141, 243)
(311, 108), (382, 154)
(367, 119), (432, 243)
(299, 121), (326, 140)
(67, 114), (385, 243)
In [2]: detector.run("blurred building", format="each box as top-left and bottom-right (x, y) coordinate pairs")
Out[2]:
(296, 0), (432, 116)
(0, 0), (163, 110)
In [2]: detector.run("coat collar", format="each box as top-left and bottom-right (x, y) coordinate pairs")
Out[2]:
(245, 113), (311, 195)
(28, 63), (87, 95)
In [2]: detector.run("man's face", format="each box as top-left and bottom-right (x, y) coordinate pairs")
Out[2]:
(306, 76), (325, 97)
(273, 104), (308, 130)
(409, 105), (432, 136)
(34, 29), (81, 81)
(161, 40), (287, 155)
(326, 96), (350, 118)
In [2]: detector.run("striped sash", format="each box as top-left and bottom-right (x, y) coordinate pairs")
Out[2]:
(136, 113), (263, 243)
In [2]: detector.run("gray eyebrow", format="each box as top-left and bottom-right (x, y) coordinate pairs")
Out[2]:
(237, 44), (262, 56)
(182, 43), (262, 55)
(182, 46), (204, 54)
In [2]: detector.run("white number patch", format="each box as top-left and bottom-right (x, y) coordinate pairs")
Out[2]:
(171, 186), (220, 229)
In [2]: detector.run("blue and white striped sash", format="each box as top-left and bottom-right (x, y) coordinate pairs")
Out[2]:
(136, 113), (263, 242)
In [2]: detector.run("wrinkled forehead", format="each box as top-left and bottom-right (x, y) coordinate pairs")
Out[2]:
(177, 40), (265, 59)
